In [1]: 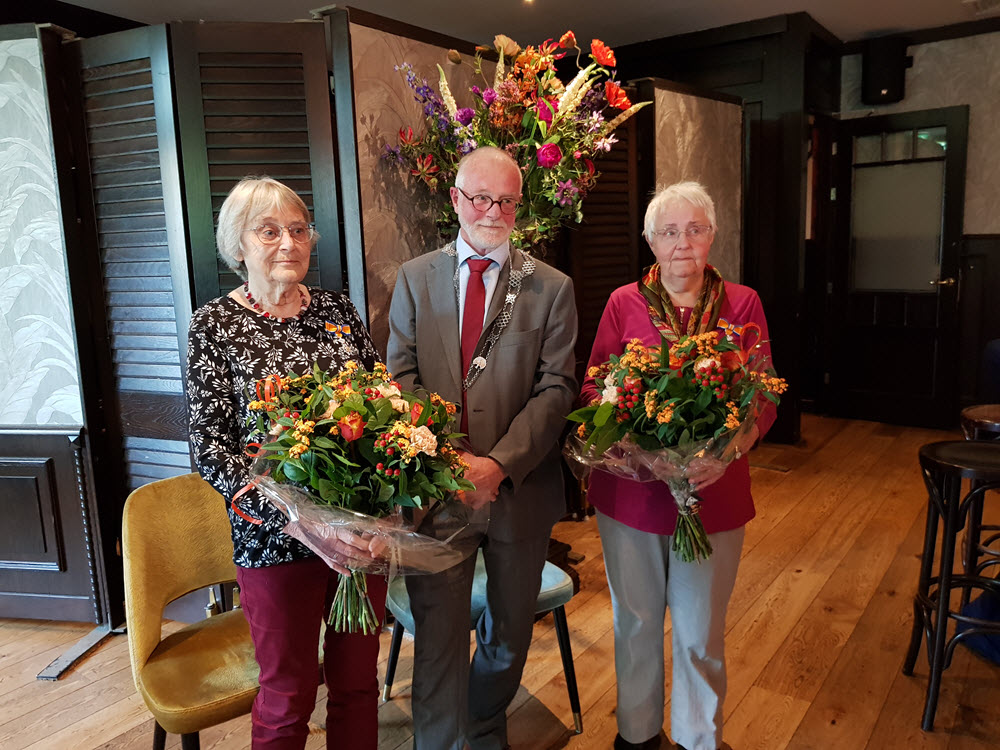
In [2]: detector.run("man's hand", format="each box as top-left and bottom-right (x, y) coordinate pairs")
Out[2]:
(459, 452), (506, 509)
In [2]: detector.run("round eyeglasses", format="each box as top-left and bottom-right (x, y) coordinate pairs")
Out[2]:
(244, 223), (316, 244)
(650, 225), (714, 244)
(456, 187), (520, 215)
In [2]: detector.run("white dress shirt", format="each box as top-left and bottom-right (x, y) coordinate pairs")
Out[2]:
(456, 234), (510, 337)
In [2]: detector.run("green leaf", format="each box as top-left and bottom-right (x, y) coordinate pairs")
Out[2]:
(282, 461), (308, 482)
(593, 401), (613, 427)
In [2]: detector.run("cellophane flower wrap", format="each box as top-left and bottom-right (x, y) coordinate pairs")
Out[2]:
(244, 361), (477, 634)
(384, 31), (649, 249)
(565, 328), (787, 563)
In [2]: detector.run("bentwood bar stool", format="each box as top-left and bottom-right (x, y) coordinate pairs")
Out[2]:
(904, 440), (1000, 730)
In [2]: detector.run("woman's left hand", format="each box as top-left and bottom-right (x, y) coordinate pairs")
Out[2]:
(685, 423), (760, 492)
(685, 456), (727, 492)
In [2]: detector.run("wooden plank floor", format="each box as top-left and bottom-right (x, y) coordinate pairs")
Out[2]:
(2, 415), (998, 749)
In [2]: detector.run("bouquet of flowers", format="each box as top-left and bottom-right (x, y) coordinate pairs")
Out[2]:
(565, 328), (787, 562)
(384, 31), (649, 248)
(244, 361), (477, 633)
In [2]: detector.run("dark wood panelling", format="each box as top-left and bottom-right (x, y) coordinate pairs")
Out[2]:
(959, 235), (1000, 403)
(0, 430), (101, 623)
(0, 458), (62, 570)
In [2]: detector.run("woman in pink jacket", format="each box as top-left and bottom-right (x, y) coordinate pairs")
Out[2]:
(580, 182), (776, 750)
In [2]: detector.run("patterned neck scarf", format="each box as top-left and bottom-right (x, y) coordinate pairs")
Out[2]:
(638, 263), (726, 342)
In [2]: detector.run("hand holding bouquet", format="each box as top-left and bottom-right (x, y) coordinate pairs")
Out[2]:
(565, 329), (787, 562)
(244, 361), (476, 633)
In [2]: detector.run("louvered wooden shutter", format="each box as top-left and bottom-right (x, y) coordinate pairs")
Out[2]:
(75, 25), (194, 490)
(170, 22), (341, 306)
(568, 115), (644, 364)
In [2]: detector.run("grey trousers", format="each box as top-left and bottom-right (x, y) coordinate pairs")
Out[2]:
(406, 532), (551, 750)
(596, 511), (744, 750)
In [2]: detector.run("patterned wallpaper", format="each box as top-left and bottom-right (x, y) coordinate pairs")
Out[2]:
(841, 31), (1000, 235)
(0, 36), (83, 427)
(350, 24), (489, 355)
(654, 85), (743, 283)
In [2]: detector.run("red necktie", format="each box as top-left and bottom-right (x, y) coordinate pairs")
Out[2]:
(460, 258), (492, 435)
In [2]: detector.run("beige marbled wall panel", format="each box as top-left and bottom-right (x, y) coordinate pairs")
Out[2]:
(654, 86), (743, 284)
(350, 24), (490, 354)
(841, 31), (1000, 234)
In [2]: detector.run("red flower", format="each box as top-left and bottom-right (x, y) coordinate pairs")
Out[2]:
(399, 126), (417, 145)
(591, 39), (617, 67)
(410, 402), (424, 425)
(559, 31), (577, 49)
(410, 154), (440, 185)
(605, 80), (631, 110)
(536, 143), (563, 168)
(337, 412), (365, 442)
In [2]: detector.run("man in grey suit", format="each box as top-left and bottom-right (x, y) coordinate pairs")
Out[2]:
(387, 146), (578, 750)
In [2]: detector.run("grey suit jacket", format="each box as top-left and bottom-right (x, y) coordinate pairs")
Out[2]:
(386, 243), (579, 541)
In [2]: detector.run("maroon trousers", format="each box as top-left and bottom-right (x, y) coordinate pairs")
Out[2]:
(237, 556), (387, 750)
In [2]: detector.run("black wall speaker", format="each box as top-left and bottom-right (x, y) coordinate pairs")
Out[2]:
(861, 37), (912, 105)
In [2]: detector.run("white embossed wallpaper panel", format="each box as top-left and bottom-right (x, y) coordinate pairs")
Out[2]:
(0, 37), (83, 427)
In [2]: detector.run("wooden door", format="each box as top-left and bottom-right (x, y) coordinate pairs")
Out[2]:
(831, 106), (969, 428)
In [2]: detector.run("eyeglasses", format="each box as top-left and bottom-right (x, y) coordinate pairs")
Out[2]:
(456, 187), (520, 215)
(244, 223), (315, 244)
(650, 225), (714, 244)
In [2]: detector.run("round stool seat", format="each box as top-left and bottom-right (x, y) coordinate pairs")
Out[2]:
(385, 550), (575, 633)
(918, 440), (1000, 480)
(961, 404), (1000, 439)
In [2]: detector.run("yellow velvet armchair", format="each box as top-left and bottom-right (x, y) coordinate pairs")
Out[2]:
(122, 472), (259, 750)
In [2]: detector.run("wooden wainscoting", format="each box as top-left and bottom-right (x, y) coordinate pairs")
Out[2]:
(1, 415), (998, 749)
(0, 429), (103, 623)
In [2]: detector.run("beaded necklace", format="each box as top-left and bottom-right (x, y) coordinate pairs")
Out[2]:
(243, 282), (308, 323)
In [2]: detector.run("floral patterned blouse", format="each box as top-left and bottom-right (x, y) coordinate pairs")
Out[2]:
(186, 289), (377, 568)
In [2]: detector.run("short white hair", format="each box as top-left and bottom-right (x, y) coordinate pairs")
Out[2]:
(454, 146), (523, 192)
(643, 181), (718, 240)
(215, 176), (318, 279)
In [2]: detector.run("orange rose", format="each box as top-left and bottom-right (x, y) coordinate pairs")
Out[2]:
(590, 39), (617, 67)
(605, 80), (631, 110)
(410, 402), (424, 425)
(337, 412), (365, 442)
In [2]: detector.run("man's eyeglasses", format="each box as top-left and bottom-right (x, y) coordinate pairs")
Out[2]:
(244, 223), (316, 244)
(650, 225), (714, 244)
(456, 187), (520, 215)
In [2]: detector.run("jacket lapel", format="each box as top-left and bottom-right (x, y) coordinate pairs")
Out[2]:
(426, 245), (462, 389)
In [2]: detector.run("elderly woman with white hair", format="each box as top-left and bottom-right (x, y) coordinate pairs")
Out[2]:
(579, 181), (776, 750)
(185, 176), (384, 749)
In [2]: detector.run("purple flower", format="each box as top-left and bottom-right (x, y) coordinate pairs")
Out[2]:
(382, 144), (403, 163)
(556, 179), (579, 206)
(455, 107), (475, 126)
(458, 138), (478, 155)
(482, 88), (498, 106)
(472, 85), (481, 95)
(536, 143), (563, 168)
(594, 134), (619, 152)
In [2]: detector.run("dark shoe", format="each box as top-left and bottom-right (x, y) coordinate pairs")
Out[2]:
(614, 733), (662, 750)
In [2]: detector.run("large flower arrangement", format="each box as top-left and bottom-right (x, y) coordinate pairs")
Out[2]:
(566, 331), (787, 562)
(384, 31), (649, 249)
(246, 361), (474, 632)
